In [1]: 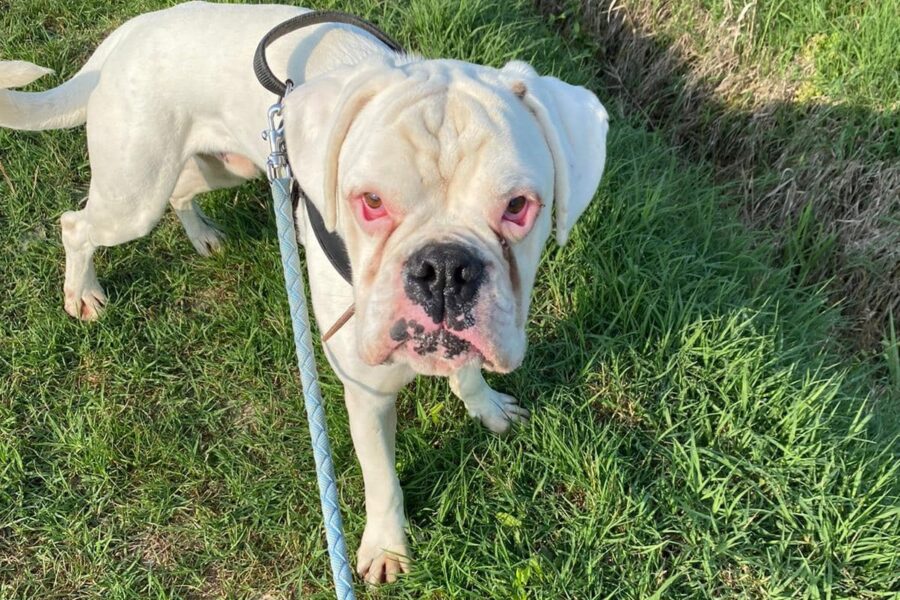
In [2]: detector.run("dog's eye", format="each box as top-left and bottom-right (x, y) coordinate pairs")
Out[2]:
(363, 192), (383, 209)
(505, 196), (527, 215)
(502, 195), (531, 226)
(359, 192), (389, 223)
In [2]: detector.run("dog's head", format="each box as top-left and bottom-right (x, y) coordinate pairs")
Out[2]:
(284, 56), (607, 376)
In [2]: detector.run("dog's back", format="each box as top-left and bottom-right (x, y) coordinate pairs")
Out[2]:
(0, 2), (305, 132)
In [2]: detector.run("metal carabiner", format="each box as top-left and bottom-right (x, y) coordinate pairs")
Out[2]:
(263, 101), (290, 182)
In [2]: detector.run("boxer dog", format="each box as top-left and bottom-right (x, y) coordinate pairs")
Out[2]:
(0, 2), (608, 584)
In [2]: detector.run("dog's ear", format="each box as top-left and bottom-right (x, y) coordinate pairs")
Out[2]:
(283, 57), (401, 231)
(501, 61), (609, 246)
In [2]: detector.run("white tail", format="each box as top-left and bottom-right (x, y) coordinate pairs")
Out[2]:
(0, 60), (99, 131)
(0, 61), (55, 88)
(0, 20), (133, 131)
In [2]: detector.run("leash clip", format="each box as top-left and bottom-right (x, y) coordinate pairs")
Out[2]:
(263, 103), (289, 181)
(262, 87), (293, 181)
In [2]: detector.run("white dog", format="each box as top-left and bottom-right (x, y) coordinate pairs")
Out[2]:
(0, 2), (607, 584)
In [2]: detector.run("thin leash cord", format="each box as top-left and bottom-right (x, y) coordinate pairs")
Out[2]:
(271, 175), (356, 599)
(258, 12), (404, 598)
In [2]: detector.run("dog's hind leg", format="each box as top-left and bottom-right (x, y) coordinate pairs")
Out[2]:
(61, 166), (178, 320)
(168, 154), (254, 257)
(60, 209), (107, 320)
(61, 152), (258, 318)
(61, 185), (171, 320)
(60, 105), (189, 320)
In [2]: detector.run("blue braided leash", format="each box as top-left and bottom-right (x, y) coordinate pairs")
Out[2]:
(255, 13), (404, 596)
(266, 105), (356, 598)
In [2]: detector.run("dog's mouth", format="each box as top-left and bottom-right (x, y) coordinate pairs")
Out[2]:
(378, 318), (490, 373)
(389, 318), (476, 358)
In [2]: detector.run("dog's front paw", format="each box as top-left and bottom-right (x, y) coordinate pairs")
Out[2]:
(357, 523), (410, 585)
(466, 390), (530, 434)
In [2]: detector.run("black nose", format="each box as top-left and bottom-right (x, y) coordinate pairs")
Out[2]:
(404, 242), (485, 327)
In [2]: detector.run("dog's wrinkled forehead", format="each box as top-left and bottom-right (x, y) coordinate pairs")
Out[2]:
(341, 62), (553, 207)
(284, 55), (607, 243)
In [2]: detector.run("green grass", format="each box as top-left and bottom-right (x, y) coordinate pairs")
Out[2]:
(693, 0), (900, 110)
(1, 0), (898, 598)
(744, 0), (899, 109)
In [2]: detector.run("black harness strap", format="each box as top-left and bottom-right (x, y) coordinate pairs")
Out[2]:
(254, 10), (404, 286)
(292, 182), (353, 284)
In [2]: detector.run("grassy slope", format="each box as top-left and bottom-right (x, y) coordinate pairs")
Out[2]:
(1, 0), (898, 598)
(539, 0), (899, 358)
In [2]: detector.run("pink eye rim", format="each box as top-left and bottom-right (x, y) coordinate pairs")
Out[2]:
(357, 191), (389, 222)
(502, 194), (536, 226)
